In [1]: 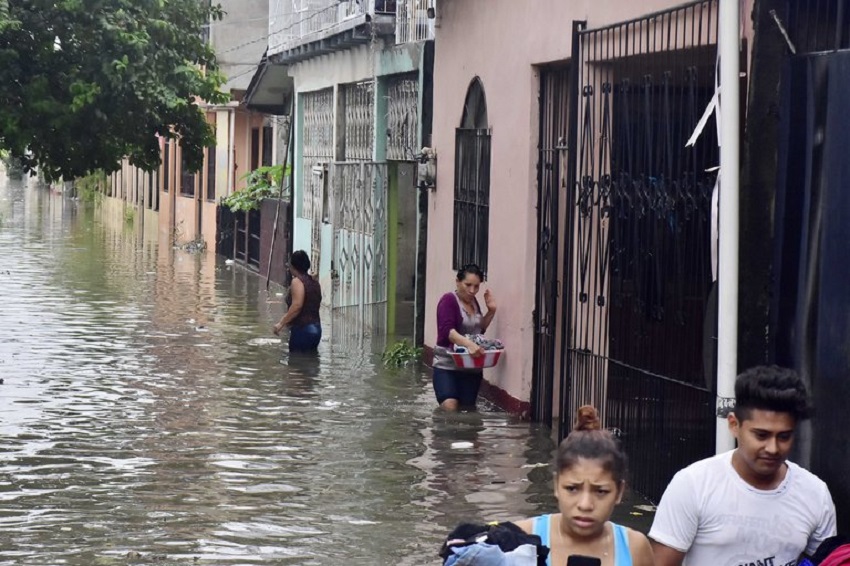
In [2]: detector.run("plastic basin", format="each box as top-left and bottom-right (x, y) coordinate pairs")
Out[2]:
(450, 349), (504, 369)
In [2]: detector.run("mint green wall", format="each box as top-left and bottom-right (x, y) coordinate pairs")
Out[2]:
(376, 43), (423, 77)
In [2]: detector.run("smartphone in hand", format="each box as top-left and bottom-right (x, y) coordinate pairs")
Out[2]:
(567, 555), (602, 566)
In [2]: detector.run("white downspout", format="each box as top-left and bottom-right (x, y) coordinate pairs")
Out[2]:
(228, 108), (237, 196)
(716, 0), (740, 454)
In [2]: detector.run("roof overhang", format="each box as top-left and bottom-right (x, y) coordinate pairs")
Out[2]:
(243, 51), (293, 115)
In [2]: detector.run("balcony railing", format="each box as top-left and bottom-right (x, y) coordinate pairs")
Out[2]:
(268, 0), (432, 55)
(269, 0), (398, 56)
(395, 0), (434, 44)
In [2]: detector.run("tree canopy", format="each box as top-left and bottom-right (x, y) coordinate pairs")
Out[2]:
(0, 0), (229, 181)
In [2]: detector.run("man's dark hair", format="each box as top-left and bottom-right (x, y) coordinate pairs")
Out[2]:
(734, 365), (812, 422)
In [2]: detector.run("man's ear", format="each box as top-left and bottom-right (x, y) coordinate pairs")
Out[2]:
(728, 412), (740, 437)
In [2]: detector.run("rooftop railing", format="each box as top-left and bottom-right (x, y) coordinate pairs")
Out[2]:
(395, 0), (434, 44)
(269, 0), (399, 56)
(268, 0), (433, 55)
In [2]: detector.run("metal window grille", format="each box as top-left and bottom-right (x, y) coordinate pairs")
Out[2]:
(452, 128), (491, 273)
(343, 81), (375, 162)
(302, 88), (335, 270)
(302, 88), (335, 221)
(387, 74), (419, 161)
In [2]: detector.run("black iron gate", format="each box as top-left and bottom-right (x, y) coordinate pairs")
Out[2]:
(558, 1), (720, 501)
(532, 65), (572, 424)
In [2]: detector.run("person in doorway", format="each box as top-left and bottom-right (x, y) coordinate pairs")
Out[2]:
(649, 365), (836, 566)
(431, 264), (496, 410)
(273, 250), (322, 352)
(514, 405), (655, 566)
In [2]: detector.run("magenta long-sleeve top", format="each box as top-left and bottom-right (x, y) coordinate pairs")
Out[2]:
(436, 291), (481, 348)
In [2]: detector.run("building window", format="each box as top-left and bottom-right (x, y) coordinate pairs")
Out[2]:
(251, 127), (260, 171)
(163, 140), (171, 193)
(453, 78), (491, 273)
(151, 172), (159, 211)
(262, 125), (273, 167)
(180, 147), (195, 197)
(206, 145), (216, 201)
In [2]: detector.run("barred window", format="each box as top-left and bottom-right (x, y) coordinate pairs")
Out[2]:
(180, 146), (195, 197)
(262, 125), (273, 167)
(206, 145), (216, 201)
(453, 78), (491, 273)
(163, 140), (170, 193)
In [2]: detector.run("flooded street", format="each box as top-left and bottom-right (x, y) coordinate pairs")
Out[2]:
(0, 174), (650, 565)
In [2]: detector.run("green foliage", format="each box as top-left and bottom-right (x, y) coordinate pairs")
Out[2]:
(123, 206), (135, 224)
(1, 151), (23, 179)
(0, 0), (229, 182)
(382, 340), (423, 367)
(74, 170), (107, 204)
(221, 164), (289, 213)
(0, 0), (20, 32)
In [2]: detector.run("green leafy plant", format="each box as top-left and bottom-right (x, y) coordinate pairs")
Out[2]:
(74, 170), (107, 204)
(1, 151), (24, 179)
(382, 340), (423, 367)
(221, 164), (290, 213)
(123, 207), (135, 224)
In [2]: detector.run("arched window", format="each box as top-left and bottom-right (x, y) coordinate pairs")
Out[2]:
(453, 78), (491, 273)
(461, 78), (488, 129)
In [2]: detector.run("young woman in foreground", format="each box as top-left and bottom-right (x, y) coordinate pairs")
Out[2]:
(515, 406), (654, 566)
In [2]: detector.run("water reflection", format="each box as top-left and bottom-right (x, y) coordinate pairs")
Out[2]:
(0, 173), (651, 565)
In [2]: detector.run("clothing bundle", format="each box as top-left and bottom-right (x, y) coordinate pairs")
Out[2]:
(453, 334), (504, 353)
(439, 521), (549, 566)
(801, 535), (850, 566)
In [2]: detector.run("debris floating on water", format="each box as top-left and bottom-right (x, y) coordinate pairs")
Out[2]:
(246, 338), (280, 346)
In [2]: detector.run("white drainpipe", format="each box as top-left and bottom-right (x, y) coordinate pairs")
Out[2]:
(228, 108), (237, 197)
(716, 0), (740, 454)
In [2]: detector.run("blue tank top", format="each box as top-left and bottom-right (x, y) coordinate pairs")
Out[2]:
(531, 515), (632, 566)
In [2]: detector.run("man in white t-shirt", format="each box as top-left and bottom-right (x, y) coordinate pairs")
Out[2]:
(649, 365), (837, 566)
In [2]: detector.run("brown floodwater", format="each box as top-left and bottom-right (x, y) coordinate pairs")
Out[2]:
(0, 172), (653, 565)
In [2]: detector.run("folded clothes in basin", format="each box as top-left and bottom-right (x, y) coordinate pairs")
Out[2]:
(453, 334), (504, 353)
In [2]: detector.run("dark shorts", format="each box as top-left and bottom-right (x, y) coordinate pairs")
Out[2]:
(290, 323), (322, 352)
(432, 367), (483, 407)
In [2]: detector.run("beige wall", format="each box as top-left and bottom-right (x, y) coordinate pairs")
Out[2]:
(426, 0), (754, 406)
(157, 108), (270, 248)
(232, 110), (268, 192)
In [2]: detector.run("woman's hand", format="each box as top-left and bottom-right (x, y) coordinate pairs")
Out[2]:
(483, 289), (497, 313)
(481, 289), (497, 333)
(467, 342), (483, 358)
(273, 321), (285, 335)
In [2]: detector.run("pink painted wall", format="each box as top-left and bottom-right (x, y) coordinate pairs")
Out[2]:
(233, 111), (266, 192)
(425, 0), (754, 408)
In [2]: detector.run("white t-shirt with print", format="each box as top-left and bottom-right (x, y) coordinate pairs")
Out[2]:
(649, 450), (836, 566)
